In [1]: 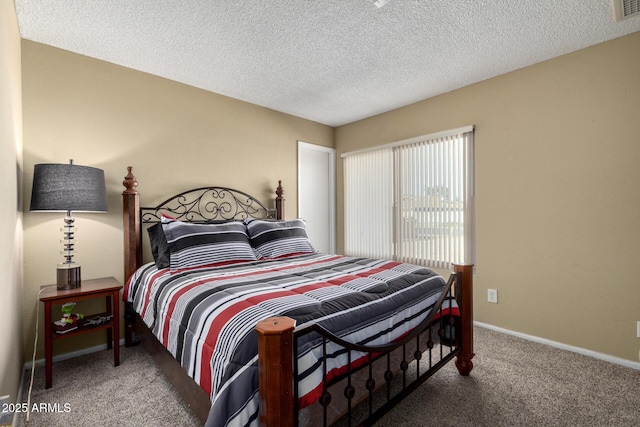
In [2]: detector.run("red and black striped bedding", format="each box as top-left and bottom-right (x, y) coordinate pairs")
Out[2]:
(124, 253), (457, 427)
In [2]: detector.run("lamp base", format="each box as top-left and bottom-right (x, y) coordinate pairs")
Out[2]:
(57, 263), (81, 290)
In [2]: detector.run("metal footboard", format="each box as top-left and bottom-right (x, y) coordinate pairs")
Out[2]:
(292, 272), (461, 427)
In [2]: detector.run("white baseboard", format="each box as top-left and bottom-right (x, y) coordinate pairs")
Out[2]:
(13, 371), (25, 427)
(22, 339), (126, 370)
(475, 321), (640, 371)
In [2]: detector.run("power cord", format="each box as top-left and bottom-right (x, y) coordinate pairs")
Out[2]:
(25, 286), (55, 424)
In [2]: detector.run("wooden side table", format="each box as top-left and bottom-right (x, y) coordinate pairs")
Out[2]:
(39, 276), (122, 388)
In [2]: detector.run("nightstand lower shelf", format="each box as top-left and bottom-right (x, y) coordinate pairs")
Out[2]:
(51, 312), (115, 339)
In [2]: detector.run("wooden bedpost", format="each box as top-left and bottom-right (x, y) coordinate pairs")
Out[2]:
(123, 166), (140, 282)
(256, 316), (296, 427)
(275, 180), (285, 220)
(453, 264), (474, 376)
(123, 167), (141, 347)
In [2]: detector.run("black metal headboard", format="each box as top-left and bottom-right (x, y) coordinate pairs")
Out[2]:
(140, 187), (276, 223)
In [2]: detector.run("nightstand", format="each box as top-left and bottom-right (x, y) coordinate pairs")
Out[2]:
(39, 276), (122, 388)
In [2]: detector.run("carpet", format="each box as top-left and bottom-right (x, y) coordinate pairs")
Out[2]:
(18, 326), (640, 426)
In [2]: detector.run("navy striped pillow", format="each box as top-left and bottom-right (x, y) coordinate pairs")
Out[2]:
(161, 219), (257, 271)
(245, 219), (316, 259)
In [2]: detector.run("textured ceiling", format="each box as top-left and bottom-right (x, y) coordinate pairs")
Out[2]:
(14, 0), (640, 126)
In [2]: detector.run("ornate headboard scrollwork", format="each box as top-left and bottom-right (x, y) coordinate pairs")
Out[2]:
(141, 187), (276, 224)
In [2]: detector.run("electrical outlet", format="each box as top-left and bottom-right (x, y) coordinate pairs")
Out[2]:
(487, 289), (498, 304)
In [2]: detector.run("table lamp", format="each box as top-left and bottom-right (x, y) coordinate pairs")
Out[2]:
(30, 160), (108, 290)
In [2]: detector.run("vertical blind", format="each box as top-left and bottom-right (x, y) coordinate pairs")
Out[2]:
(343, 126), (474, 270)
(344, 147), (394, 259)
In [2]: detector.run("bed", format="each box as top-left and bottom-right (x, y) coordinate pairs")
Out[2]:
(121, 167), (474, 427)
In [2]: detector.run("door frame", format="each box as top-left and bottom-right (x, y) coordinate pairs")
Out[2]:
(297, 141), (336, 254)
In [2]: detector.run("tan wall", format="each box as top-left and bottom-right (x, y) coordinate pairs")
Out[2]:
(335, 32), (640, 363)
(21, 40), (334, 358)
(0, 0), (24, 405)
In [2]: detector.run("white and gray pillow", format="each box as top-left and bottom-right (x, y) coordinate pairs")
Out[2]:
(245, 219), (316, 259)
(161, 218), (257, 271)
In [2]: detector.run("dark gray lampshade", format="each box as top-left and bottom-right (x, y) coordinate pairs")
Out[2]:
(30, 163), (108, 212)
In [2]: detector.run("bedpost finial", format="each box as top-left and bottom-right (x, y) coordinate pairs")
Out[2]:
(123, 166), (138, 194)
(276, 180), (284, 198)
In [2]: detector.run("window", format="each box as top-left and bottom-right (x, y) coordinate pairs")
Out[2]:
(343, 126), (474, 270)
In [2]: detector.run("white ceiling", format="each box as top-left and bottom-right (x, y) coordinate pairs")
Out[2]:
(14, 0), (640, 127)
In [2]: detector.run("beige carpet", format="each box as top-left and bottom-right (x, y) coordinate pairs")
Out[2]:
(375, 327), (640, 427)
(18, 342), (200, 427)
(18, 326), (640, 426)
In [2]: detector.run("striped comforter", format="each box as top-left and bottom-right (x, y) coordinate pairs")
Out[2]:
(124, 253), (456, 427)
